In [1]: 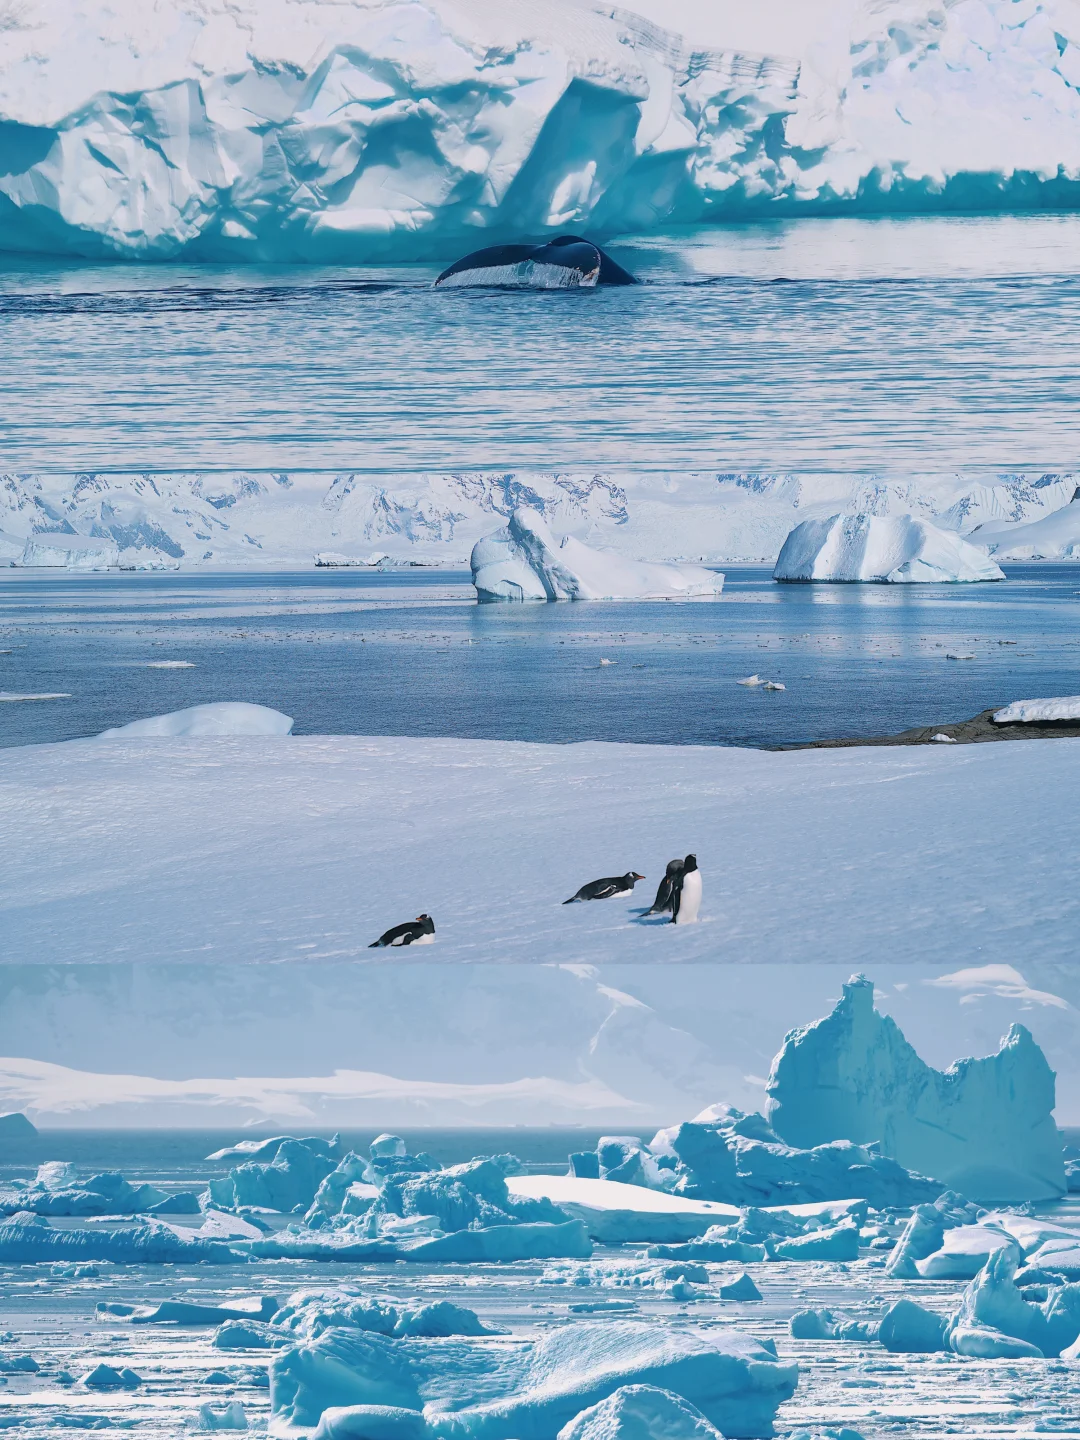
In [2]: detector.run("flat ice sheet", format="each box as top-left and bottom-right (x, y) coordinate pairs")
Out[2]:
(506, 1176), (739, 1217)
(1, 733), (1078, 964)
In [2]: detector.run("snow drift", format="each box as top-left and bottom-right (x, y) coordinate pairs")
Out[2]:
(766, 975), (1066, 1202)
(773, 514), (1004, 583)
(471, 507), (723, 601)
(994, 695), (1080, 724)
(99, 703), (295, 738)
(6, 0), (1080, 260)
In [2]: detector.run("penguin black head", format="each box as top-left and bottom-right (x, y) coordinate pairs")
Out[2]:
(683, 855), (698, 873)
(630, 872), (645, 881)
(665, 858), (684, 876)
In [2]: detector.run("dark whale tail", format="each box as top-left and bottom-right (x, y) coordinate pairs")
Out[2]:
(435, 235), (636, 289)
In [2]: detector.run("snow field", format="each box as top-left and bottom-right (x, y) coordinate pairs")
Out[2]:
(2, 732), (1078, 967)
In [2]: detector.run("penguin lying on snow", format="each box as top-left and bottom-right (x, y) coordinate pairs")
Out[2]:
(435, 235), (637, 290)
(646, 858), (685, 916)
(671, 855), (701, 925)
(563, 872), (645, 904)
(369, 914), (435, 948)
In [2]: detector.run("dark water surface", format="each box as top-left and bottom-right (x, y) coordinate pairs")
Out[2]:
(3, 216), (1080, 471)
(1, 564), (1078, 749)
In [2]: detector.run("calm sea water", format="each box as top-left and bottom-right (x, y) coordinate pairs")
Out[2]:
(1, 563), (1078, 749)
(3, 215), (1080, 471)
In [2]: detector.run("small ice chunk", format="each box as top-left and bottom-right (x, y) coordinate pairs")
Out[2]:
(0, 692), (72, 702)
(945, 653), (976, 661)
(736, 676), (764, 686)
(145, 660), (196, 668)
(198, 1400), (249, 1431)
(718, 1272), (762, 1301)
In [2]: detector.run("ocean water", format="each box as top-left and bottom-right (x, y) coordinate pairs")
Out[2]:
(3, 214), (1080, 471)
(2, 563), (1079, 749)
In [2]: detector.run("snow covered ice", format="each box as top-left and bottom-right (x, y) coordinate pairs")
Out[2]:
(773, 514), (1004, 584)
(98, 702), (295, 738)
(471, 508), (723, 602)
(994, 695), (1080, 724)
(7, 0), (1080, 260)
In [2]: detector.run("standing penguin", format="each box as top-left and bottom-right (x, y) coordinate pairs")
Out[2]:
(671, 855), (701, 925)
(646, 858), (685, 916)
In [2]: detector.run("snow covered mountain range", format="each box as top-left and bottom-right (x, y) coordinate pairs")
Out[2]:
(2, 0), (1080, 261)
(2, 470), (1078, 567)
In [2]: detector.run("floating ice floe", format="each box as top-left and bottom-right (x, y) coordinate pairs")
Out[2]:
(98, 702), (295, 738)
(773, 514), (1005, 584)
(994, 695), (1080, 724)
(471, 508), (724, 602)
(267, 1320), (797, 1440)
(736, 676), (784, 690)
(766, 975), (1066, 1202)
(144, 660), (196, 668)
(0, 1211), (235, 1264)
(0, 692), (71, 702)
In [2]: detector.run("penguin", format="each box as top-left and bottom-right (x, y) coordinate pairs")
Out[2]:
(671, 855), (701, 925)
(563, 872), (645, 903)
(369, 914), (435, 948)
(646, 858), (685, 916)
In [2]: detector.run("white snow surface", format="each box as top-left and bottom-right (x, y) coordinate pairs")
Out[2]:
(471, 507), (723, 601)
(994, 695), (1080, 724)
(7, 0), (1080, 259)
(98, 702), (295, 738)
(1, 471), (1077, 568)
(773, 513), (1005, 583)
(507, 1176), (739, 1218)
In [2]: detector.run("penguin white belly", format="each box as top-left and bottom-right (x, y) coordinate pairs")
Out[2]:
(675, 870), (702, 924)
(410, 933), (436, 945)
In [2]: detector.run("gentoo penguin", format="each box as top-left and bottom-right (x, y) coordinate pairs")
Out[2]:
(435, 235), (637, 290)
(671, 855), (701, 925)
(646, 858), (685, 916)
(369, 914), (435, 948)
(563, 872), (645, 903)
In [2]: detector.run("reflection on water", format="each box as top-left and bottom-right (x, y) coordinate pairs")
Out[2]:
(2, 564), (1078, 749)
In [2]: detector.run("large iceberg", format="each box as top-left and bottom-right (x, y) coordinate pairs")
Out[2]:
(773, 514), (1005, 583)
(471, 508), (723, 602)
(18, 534), (119, 570)
(766, 975), (1066, 1202)
(6, 0), (1080, 260)
(267, 1320), (797, 1439)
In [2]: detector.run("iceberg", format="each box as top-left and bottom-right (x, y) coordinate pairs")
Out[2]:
(17, 534), (119, 570)
(972, 492), (1080, 560)
(773, 514), (1004, 584)
(471, 509), (724, 603)
(99, 702), (295, 738)
(9, 0), (1080, 262)
(267, 1320), (797, 1440)
(765, 975), (1067, 1202)
(0, 1112), (37, 1140)
(0, 1162), (170, 1217)
(209, 1137), (339, 1213)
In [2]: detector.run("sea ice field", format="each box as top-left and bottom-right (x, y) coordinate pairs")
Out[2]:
(2, 565), (1079, 749)
(3, 987), (1080, 1440)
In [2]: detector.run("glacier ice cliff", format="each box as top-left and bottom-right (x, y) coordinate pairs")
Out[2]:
(766, 975), (1066, 1203)
(773, 513), (1005, 583)
(5, 0), (1080, 261)
(471, 506), (723, 601)
(3, 470), (1076, 569)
